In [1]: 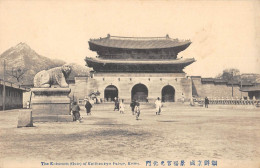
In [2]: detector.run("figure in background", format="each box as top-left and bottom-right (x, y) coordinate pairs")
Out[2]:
(26, 101), (30, 109)
(119, 99), (125, 114)
(84, 96), (88, 105)
(205, 97), (209, 108)
(135, 101), (141, 120)
(190, 97), (195, 106)
(181, 93), (185, 103)
(71, 102), (81, 122)
(155, 97), (162, 115)
(85, 98), (92, 115)
(130, 99), (136, 115)
(114, 97), (119, 111)
(90, 98), (95, 105)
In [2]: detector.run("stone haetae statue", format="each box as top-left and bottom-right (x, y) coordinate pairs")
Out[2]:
(34, 65), (71, 88)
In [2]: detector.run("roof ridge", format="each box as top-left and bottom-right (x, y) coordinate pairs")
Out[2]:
(109, 33), (170, 39)
(110, 36), (169, 40)
(89, 34), (191, 42)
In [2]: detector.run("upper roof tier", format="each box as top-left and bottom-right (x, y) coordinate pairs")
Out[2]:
(89, 34), (191, 51)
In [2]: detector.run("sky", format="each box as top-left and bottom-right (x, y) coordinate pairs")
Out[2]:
(0, 0), (259, 77)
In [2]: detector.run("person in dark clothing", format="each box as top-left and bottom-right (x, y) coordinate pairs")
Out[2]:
(205, 97), (209, 108)
(114, 97), (119, 111)
(85, 99), (92, 115)
(71, 102), (81, 122)
(130, 99), (136, 115)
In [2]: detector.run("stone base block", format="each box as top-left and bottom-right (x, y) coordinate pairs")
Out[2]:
(17, 110), (33, 128)
(31, 88), (72, 122)
(33, 115), (73, 122)
(32, 103), (71, 116)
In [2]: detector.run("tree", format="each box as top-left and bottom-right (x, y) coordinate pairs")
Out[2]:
(6, 67), (28, 83)
(216, 68), (240, 82)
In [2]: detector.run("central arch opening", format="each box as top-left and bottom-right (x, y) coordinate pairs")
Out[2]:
(104, 85), (118, 102)
(162, 85), (175, 102)
(131, 84), (148, 102)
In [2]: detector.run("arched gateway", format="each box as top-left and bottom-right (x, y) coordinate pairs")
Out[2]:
(162, 85), (175, 102)
(131, 84), (148, 102)
(104, 85), (118, 102)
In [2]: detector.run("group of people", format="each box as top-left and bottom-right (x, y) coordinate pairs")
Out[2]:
(113, 97), (142, 120)
(71, 96), (164, 122)
(113, 97), (125, 114)
(114, 97), (163, 120)
(71, 98), (93, 122)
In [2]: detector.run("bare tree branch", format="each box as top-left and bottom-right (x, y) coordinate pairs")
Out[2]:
(5, 68), (28, 82)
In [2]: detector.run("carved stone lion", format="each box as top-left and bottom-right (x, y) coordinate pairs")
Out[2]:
(34, 65), (72, 88)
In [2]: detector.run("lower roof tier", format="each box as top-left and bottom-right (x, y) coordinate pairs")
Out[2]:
(85, 57), (195, 73)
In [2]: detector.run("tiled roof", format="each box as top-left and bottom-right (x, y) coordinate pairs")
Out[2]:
(241, 85), (260, 92)
(190, 76), (202, 78)
(193, 77), (255, 86)
(227, 81), (240, 85)
(213, 79), (227, 83)
(89, 35), (191, 50)
(241, 82), (253, 86)
(0, 79), (27, 91)
(201, 78), (214, 82)
(85, 57), (195, 65)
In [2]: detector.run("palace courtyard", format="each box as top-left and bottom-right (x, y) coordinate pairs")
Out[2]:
(0, 103), (259, 168)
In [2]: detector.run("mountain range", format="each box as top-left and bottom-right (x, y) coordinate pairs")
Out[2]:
(0, 42), (91, 85)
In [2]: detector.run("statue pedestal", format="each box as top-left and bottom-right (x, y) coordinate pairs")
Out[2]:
(31, 88), (73, 122)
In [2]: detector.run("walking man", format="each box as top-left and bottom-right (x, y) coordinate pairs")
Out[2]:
(85, 98), (92, 115)
(114, 97), (119, 111)
(130, 99), (136, 115)
(135, 101), (141, 120)
(205, 96), (209, 108)
(119, 99), (125, 114)
(155, 97), (162, 115)
(71, 102), (81, 122)
(181, 93), (185, 103)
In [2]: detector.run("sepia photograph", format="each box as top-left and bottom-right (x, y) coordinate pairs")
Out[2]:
(0, 0), (260, 168)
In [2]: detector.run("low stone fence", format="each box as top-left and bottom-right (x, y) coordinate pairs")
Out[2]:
(194, 98), (260, 106)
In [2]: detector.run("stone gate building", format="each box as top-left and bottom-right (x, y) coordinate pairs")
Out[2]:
(82, 34), (195, 102)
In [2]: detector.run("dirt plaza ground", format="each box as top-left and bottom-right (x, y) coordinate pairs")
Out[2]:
(0, 103), (260, 168)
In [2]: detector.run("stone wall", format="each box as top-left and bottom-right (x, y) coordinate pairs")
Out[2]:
(191, 77), (248, 99)
(69, 77), (88, 102)
(73, 73), (192, 103)
(23, 75), (251, 106)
